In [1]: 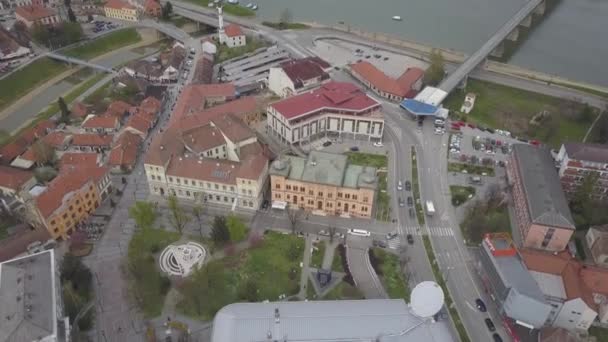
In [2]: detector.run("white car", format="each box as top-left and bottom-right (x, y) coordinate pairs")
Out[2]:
(373, 141), (384, 147)
(434, 128), (445, 135)
(495, 129), (504, 135)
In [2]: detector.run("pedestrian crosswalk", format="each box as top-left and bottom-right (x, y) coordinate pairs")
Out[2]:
(401, 226), (455, 237)
(387, 238), (400, 250)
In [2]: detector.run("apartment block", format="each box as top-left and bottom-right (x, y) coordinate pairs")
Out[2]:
(269, 151), (377, 218)
(267, 82), (384, 145)
(506, 144), (576, 252)
(556, 143), (608, 200)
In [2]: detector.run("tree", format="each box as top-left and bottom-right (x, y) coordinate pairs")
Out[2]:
(32, 140), (56, 166)
(423, 49), (445, 86)
(67, 7), (77, 23)
(192, 204), (204, 238)
(279, 8), (292, 26)
(328, 226), (337, 244)
(61, 22), (84, 45)
(226, 215), (248, 241)
(60, 253), (93, 301)
(211, 215), (230, 244)
(162, 1), (173, 20)
(239, 279), (259, 302)
(31, 23), (51, 46)
(63, 0), (71, 7)
(287, 208), (302, 234)
(167, 195), (189, 234)
(87, 14), (94, 23)
(128, 201), (157, 229)
(58, 96), (70, 121)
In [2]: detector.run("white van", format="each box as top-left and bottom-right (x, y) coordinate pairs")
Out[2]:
(348, 229), (371, 237)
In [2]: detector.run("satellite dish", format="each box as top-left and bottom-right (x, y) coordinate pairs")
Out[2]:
(410, 281), (444, 318)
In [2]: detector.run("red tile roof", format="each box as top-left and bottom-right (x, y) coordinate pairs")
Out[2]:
(224, 24), (244, 38)
(15, 5), (55, 21)
(104, 0), (136, 10)
(139, 96), (161, 116)
(82, 115), (119, 129)
(42, 131), (69, 148)
(0, 225), (51, 262)
(71, 101), (88, 118)
(59, 152), (99, 169)
(0, 140), (28, 164)
(0, 165), (33, 191)
(125, 114), (152, 135)
(71, 134), (113, 147)
(278, 57), (329, 90)
(108, 131), (141, 169)
(349, 62), (422, 99)
(396, 67), (424, 92)
(20, 120), (55, 144)
(144, 0), (161, 14)
(171, 83), (235, 122)
(179, 96), (259, 130)
(105, 100), (133, 118)
(18, 145), (36, 162)
(270, 81), (380, 120)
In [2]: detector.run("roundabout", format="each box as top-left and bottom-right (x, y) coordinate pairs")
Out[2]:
(159, 242), (207, 277)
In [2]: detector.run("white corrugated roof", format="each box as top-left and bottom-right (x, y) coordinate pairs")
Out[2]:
(414, 87), (448, 106)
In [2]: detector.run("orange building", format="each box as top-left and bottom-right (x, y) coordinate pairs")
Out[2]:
(269, 151), (377, 218)
(33, 166), (110, 239)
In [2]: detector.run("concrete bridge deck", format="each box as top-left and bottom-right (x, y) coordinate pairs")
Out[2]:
(438, 0), (543, 94)
(46, 52), (117, 74)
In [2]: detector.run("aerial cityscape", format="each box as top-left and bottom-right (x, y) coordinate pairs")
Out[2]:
(0, 0), (607, 341)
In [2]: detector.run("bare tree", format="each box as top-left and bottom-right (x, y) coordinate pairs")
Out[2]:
(192, 204), (204, 238)
(485, 184), (503, 210)
(287, 207), (302, 234)
(328, 226), (337, 244)
(167, 195), (190, 234)
(32, 140), (56, 166)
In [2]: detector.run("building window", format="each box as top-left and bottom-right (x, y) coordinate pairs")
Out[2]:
(328, 193), (333, 199)
(215, 184), (219, 189)
(276, 184), (281, 189)
(184, 179), (188, 185)
(353, 195), (357, 200)
(216, 195), (220, 201)
(300, 187), (305, 192)
(276, 194), (281, 199)
(177, 178), (181, 184)
(186, 191), (191, 197)
(287, 194), (290, 199)
(337, 192), (343, 198)
(345, 194), (351, 199)
(318, 192), (323, 197)
(169, 177), (173, 182)
(308, 190), (313, 195)
(224, 196), (228, 202)
(231, 186), (235, 192)
(286, 185), (292, 190)
(363, 196), (368, 202)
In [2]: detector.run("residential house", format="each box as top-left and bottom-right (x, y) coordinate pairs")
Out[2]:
(192, 96), (262, 127)
(108, 131), (141, 172)
(81, 115), (120, 133)
(71, 133), (113, 152)
(170, 83), (235, 123)
(0, 224), (51, 262)
(15, 4), (61, 27)
(0, 165), (36, 209)
(192, 53), (214, 84)
(32, 165), (110, 239)
(506, 144), (576, 252)
(159, 43), (185, 82)
(348, 61), (424, 102)
(123, 59), (163, 82)
(267, 81), (384, 145)
(268, 57), (331, 98)
(0, 27), (31, 62)
(0, 250), (70, 342)
(144, 0), (161, 17)
(586, 225), (608, 268)
(70, 101), (89, 119)
(556, 143), (608, 200)
(59, 152), (100, 169)
(269, 151), (377, 218)
(105, 100), (134, 121)
(219, 23), (246, 48)
(103, 0), (138, 21)
(42, 131), (71, 150)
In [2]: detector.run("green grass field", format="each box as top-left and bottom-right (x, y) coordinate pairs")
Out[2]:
(63, 28), (141, 60)
(449, 185), (476, 207)
(411, 147), (425, 225)
(177, 232), (304, 319)
(371, 248), (410, 301)
(262, 21), (310, 30)
(346, 152), (388, 169)
(345, 152), (390, 221)
(216, 37), (267, 63)
(448, 162), (495, 176)
(310, 240), (326, 269)
(0, 58), (69, 112)
(443, 79), (597, 147)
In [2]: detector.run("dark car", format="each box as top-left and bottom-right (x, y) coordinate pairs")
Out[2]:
(475, 298), (487, 312)
(372, 240), (387, 248)
(405, 181), (411, 191)
(492, 334), (503, 342)
(374, 54), (381, 58)
(350, 146), (359, 152)
(484, 318), (496, 332)
(407, 196), (413, 207)
(487, 128), (496, 134)
(398, 197), (405, 207)
(383, 57), (389, 61)
(386, 232), (398, 240)
(322, 141), (332, 147)
(406, 234), (414, 245)
(408, 208), (415, 218)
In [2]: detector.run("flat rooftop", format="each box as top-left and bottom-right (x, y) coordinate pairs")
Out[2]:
(211, 299), (454, 342)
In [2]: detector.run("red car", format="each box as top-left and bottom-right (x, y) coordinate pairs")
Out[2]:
(456, 121), (466, 127)
(530, 140), (541, 146)
(451, 125), (461, 131)
(467, 123), (476, 129)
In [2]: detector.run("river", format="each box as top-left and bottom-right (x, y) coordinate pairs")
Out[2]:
(251, 0), (608, 87)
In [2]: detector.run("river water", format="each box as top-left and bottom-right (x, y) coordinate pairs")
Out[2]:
(252, 0), (608, 87)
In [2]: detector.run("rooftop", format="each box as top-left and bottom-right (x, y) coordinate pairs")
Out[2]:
(59, 152), (99, 170)
(270, 81), (380, 120)
(81, 115), (119, 129)
(15, 4), (55, 21)
(349, 61), (421, 98)
(278, 57), (330, 89)
(512, 144), (575, 230)
(0, 250), (57, 342)
(108, 131), (142, 168)
(211, 299), (454, 342)
(400, 99), (440, 116)
(269, 151), (377, 189)
(0, 165), (33, 191)
(563, 142), (608, 164)
(104, 0), (136, 10)
(224, 24), (244, 38)
(71, 133), (113, 147)
(171, 83), (235, 122)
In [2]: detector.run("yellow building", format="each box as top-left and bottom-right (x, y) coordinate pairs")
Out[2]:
(269, 151), (377, 219)
(104, 0), (138, 21)
(34, 166), (111, 240)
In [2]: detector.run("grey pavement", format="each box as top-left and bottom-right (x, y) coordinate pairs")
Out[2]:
(346, 245), (387, 299)
(321, 240), (339, 270)
(297, 235), (314, 299)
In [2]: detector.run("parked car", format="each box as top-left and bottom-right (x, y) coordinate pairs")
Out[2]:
(373, 141), (384, 147)
(386, 232), (398, 240)
(397, 180), (403, 191)
(322, 141), (332, 147)
(373, 240), (387, 248)
(407, 196), (413, 207)
(405, 181), (411, 191)
(475, 298), (487, 312)
(398, 197), (405, 207)
(408, 208), (415, 218)
(492, 333), (503, 342)
(350, 146), (359, 151)
(318, 230), (330, 236)
(406, 234), (414, 245)
(484, 318), (496, 332)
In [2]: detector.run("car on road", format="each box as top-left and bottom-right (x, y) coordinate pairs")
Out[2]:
(383, 57), (389, 61)
(475, 298), (487, 312)
(348, 228), (371, 237)
(408, 208), (415, 218)
(373, 141), (384, 147)
(386, 232), (398, 240)
(322, 141), (332, 147)
(405, 181), (411, 191)
(434, 127), (445, 135)
(398, 197), (405, 207)
(350, 146), (359, 151)
(318, 230), (330, 236)
(372, 240), (387, 248)
(373, 54), (381, 58)
(484, 318), (496, 332)
(397, 181), (403, 191)
(406, 234), (414, 245)
(492, 334), (503, 342)
(407, 196), (413, 207)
